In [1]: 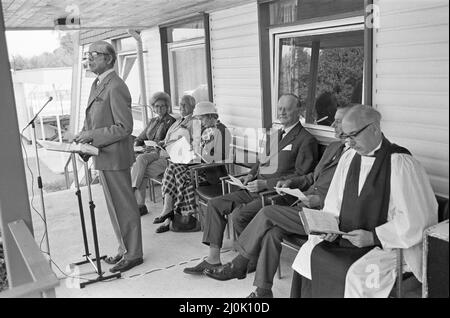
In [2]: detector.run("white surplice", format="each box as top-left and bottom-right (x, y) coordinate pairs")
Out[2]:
(292, 147), (438, 298)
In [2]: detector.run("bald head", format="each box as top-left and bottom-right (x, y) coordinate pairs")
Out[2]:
(277, 94), (301, 127)
(341, 105), (383, 155)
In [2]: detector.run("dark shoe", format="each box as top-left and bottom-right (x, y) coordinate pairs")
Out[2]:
(183, 260), (222, 275)
(139, 205), (149, 216)
(204, 263), (247, 281)
(247, 261), (257, 274)
(153, 211), (174, 224)
(156, 224), (170, 233)
(109, 257), (143, 273)
(247, 290), (274, 298)
(104, 254), (123, 265)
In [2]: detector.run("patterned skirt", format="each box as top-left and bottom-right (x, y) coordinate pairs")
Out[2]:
(161, 161), (197, 215)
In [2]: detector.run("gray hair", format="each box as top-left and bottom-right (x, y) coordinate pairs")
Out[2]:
(344, 104), (382, 126)
(181, 95), (196, 108)
(92, 41), (117, 66)
(150, 91), (172, 108)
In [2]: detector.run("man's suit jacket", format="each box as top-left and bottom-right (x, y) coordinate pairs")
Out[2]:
(290, 141), (345, 205)
(164, 114), (194, 144)
(135, 113), (176, 146)
(249, 122), (319, 188)
(82, 71), (135, 171)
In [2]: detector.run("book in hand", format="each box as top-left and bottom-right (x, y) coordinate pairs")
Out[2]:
(38, 140), (99, 156)
(227, 175), (250, 190)
(298, 208), (355, 236)
(275, 187), (309, 204)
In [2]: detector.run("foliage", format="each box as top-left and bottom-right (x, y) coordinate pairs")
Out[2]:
(0, 245), (7, 293)
(10, 32), (76, 70)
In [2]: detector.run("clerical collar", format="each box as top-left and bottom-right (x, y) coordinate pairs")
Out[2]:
(282, 122), (298, 136)
(365, 140), (383, 157)
(97, 68), (115, 85)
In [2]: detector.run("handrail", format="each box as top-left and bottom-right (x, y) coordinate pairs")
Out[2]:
(0, 220), (59, 298)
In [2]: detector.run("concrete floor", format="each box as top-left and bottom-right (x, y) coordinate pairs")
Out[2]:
(31, 184), (297, 298)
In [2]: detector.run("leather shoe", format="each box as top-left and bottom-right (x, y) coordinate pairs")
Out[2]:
(109, 257), (143, 273)
(139, 205), (149, 216)
(183, 260), (221, 275)
(104, 254), (123, 265)
(156, 224), (170, 233)
(247, 290), (273, 298)
(204, 263), (246, 281)
(153, 211), (174, 224)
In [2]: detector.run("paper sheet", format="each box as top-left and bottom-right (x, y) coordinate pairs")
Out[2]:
(165, 137), (195, 164)
(227, 175), (249, 190)
(275, 187), (309, 203)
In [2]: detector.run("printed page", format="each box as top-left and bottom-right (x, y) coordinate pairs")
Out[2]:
(299, 208), (353, 236)
(166, 137), (195, 164)
(228, 175), (249, 190)
(275, 187), (309, 203)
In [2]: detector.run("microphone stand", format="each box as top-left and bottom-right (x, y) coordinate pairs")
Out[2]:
(24, 97), (53, 265)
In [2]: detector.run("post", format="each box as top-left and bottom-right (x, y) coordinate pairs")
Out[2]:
(0, 1), (35, 287)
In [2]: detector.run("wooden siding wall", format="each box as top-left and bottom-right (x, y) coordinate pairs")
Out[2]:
(209, 2), (263, 131)
(373, 0), (449, 196)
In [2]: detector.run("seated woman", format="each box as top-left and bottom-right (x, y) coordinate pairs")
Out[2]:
(131, 92), (176, 216)
(154, 101), (231, 233)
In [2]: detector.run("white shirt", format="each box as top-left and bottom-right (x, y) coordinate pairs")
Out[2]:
(97, 68), (115, 85)
(281, 122), (299, 139)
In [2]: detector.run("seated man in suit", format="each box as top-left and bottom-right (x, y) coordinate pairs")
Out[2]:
(203, 103), (353, 297)
(291, 105), (437, 298)
(184, 94), (319, 275)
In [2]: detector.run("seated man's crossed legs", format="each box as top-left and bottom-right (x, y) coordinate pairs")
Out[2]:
(184, 189), (264, 275)
(204, 204), (306, 298)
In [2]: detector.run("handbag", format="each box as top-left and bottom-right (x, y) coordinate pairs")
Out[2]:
(170, 213), (201, 232)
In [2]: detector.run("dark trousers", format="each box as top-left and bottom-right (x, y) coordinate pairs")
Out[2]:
(202, 190), (262, 247)
(236, 205), (306, 290)
(290, 271), (312, 298)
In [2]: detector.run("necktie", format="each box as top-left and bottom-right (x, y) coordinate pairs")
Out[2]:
(279, 129), (286, 142)
(94, 78), (100, 89)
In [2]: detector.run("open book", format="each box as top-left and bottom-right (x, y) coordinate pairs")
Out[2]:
(38, 140), (99, 156)
(299, 208), (355, 236)
(227, 175), (250, 190)
(275, 187), (309, 204)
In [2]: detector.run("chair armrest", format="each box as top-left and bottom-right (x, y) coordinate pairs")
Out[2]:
(260, 189), (278, 207)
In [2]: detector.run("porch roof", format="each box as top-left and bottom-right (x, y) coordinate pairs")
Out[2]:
(1, 0), (255, 30)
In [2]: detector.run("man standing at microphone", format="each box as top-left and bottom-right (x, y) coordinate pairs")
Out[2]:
(74, 41), (143, 273)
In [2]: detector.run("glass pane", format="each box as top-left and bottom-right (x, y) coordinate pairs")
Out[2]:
(116, 37), (136, 52)
(171, 45), (209, 108)
(277, 30), (364, 126)
(168, 19), (205, 42)
(269, 0), (364, 26)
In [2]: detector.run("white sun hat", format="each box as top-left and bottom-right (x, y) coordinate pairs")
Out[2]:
(192, 101), (218, 117)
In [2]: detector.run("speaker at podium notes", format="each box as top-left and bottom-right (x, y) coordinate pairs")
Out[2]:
(38, 140), (99, 156)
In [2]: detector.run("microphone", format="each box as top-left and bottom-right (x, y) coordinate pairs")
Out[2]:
(25, 97), (53, 129)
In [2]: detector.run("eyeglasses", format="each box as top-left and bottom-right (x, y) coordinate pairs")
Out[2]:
(341, 122), (374, 140)
(82, 51), (108, 60)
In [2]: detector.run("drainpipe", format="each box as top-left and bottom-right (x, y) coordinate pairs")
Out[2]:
(128, 30), (151, 126)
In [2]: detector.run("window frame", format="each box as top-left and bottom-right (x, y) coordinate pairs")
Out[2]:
(160, 14), (213, 111)
(269, 15), (366, 139)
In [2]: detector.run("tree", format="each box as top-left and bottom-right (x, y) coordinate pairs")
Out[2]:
(10, 32), (76, 70)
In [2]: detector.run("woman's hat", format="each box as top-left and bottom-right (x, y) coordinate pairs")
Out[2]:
(193, 101), (218, 117)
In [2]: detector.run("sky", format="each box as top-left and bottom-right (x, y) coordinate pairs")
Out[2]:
(5, 30), (63, 58)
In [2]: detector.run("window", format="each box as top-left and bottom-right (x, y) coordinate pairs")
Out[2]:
(161, 16), (212, 112)
(114, 37), (144, 132)
(272, 22), (365, 129)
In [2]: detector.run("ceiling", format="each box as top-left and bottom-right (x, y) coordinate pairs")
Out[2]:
(1, 0), (255, 30)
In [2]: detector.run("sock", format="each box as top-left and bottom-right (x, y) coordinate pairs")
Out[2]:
(256, 287), (273, 297)
(231, 254), (249, 274)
